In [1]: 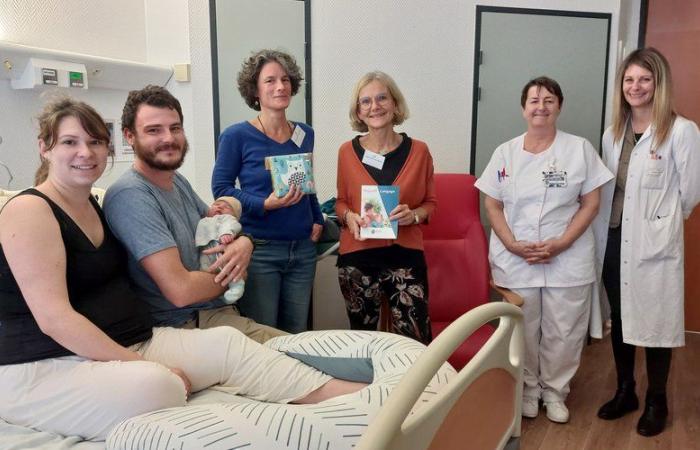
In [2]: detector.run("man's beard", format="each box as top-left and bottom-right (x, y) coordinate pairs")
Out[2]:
(132, 137), (189, 171)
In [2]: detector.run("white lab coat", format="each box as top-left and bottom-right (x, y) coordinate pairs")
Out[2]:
(476, 130), (613, 289)
(592, 116), (700, 347)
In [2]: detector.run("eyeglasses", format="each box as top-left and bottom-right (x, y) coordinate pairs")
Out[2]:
(357, 93), (391, 111)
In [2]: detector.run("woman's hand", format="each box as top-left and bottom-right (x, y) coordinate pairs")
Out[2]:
(530, 238), (569, 263)
(168, 366), (192, 397)
(263, 184), (304, 211)
(310, 223), (323, 242)
(389, 204), (416, 226)
(204, 235), (253, 285)
(507, 240), (551, 264)
(345, 211), (366, 241)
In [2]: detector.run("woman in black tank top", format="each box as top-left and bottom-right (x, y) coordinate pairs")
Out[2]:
(0, 96), (365, 441)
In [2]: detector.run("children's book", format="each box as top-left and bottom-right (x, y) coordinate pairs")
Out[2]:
(359, 185), (399, 239)
(265, 152), (316, 197)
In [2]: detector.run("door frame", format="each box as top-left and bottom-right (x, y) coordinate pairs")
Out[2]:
(469, 6), (612, 174)
(209, 0), (311, 152)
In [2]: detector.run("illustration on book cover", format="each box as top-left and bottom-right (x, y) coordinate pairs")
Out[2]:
(360, 185), (399, 239)
(265, 152), (316, 197)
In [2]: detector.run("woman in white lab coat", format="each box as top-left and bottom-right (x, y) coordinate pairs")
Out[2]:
(475, 77), (613, 424)
(593, 47), (700, 437)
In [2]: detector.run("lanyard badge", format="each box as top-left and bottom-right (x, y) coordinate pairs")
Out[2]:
(542, 159), (567, 188)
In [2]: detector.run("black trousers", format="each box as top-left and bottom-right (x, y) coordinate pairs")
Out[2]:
(337, 265), (432, 345)
(602, 226), (671, 396)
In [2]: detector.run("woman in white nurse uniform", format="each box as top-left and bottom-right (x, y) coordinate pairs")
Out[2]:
(475, 77), (613, 424)
(593, 48), (700, 437)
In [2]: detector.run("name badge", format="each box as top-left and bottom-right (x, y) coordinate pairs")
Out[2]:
(542, 170), (568, 188)
(291, 125), (306, 147)
(362, 151), (385, 170)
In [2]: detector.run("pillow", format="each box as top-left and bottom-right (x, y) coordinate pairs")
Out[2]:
(285, 352), (373, 383)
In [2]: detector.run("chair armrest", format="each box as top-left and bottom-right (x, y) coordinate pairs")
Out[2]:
(490, 279), (524, 307)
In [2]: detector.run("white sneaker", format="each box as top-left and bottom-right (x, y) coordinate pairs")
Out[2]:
(522, 397), (539, 418)
(545, 401), (569, 423)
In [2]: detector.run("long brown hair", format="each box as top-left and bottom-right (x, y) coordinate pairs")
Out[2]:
(611, 47), (676, 150)
(35, 97), (112, 184)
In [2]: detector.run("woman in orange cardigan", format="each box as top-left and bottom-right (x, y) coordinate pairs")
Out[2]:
(335, 71), (437, 344)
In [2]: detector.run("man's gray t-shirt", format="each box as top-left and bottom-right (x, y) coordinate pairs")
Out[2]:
(104, 168), (225, 326)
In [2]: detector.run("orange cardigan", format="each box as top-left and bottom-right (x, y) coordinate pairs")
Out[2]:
(335, 138), (437, 255)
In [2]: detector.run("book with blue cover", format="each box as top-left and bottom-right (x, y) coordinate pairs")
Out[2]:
(265, 152), (316, 197)
(359, 185), (399, 239)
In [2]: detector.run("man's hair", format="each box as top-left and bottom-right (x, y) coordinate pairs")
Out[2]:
(121, 85), (184, 132)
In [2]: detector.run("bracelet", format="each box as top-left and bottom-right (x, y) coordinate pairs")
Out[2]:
(239, 232), (256, 250)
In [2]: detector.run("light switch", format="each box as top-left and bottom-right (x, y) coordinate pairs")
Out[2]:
(173, 63), (190, 82)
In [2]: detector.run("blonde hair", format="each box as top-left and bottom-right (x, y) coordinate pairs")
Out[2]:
(215, 196), (242, 219)
(35, 97), (112, 185)
(349, 71), (409, 132)
(611, 47), (676, 150)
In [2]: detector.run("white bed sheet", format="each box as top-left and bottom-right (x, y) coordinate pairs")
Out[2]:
(0, 388), (241, 449)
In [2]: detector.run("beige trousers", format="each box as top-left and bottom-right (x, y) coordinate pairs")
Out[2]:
(183, 304), (288, 343)
(0, 327), (330, 441)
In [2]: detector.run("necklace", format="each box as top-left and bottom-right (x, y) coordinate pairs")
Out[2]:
(257, 115), (293, 140)
(364, 132), (401, 155)
(632, 131), (644, 146)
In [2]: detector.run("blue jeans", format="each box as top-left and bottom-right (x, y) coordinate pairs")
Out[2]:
(238, 238), (316, 333)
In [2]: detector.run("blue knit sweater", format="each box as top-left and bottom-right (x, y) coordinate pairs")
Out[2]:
(212, 121), (323, 240)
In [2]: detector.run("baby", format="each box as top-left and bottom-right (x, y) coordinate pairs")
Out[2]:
(195, 196), (245, 303)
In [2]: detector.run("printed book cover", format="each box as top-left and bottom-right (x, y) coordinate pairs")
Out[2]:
(265, 152), (317, 197)
(359, 185), (399, 239)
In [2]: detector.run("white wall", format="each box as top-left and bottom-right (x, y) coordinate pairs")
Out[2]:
(310, 0), (640, 200)
(0, 0), (147, 189)
(0, 0), (198, 191)
(0, 0), (642, 199)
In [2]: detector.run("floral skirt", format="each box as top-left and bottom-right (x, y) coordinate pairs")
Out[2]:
(337, 265), (432, 344)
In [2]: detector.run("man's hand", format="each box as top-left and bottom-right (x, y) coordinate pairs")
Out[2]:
(203, 235), (254, 285)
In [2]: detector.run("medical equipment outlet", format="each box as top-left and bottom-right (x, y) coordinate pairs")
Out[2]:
(10, 57), (87, 90)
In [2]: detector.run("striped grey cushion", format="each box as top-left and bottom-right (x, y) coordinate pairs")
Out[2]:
(106, 331), (455, 450)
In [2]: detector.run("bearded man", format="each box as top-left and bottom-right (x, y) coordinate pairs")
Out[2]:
(104, 85), (285, 343)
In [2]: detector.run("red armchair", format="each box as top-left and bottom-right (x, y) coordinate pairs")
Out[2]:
(421, 173), (494, 370)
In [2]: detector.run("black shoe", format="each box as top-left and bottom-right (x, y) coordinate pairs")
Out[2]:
(637, 394), (668, 437)
(597, 383), (639, 420)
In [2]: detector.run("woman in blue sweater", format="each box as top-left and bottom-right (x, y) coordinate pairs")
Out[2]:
(212, 49), (322, 333)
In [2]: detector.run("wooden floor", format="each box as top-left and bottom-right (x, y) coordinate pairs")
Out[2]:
(520, 332), (700, 450)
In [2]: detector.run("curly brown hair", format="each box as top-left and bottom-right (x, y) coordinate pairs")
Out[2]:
(121, 85), (184, 133)
(237, 49), (303, 111)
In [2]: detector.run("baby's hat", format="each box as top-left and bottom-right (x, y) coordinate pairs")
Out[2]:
(216, 196), (242, 219)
